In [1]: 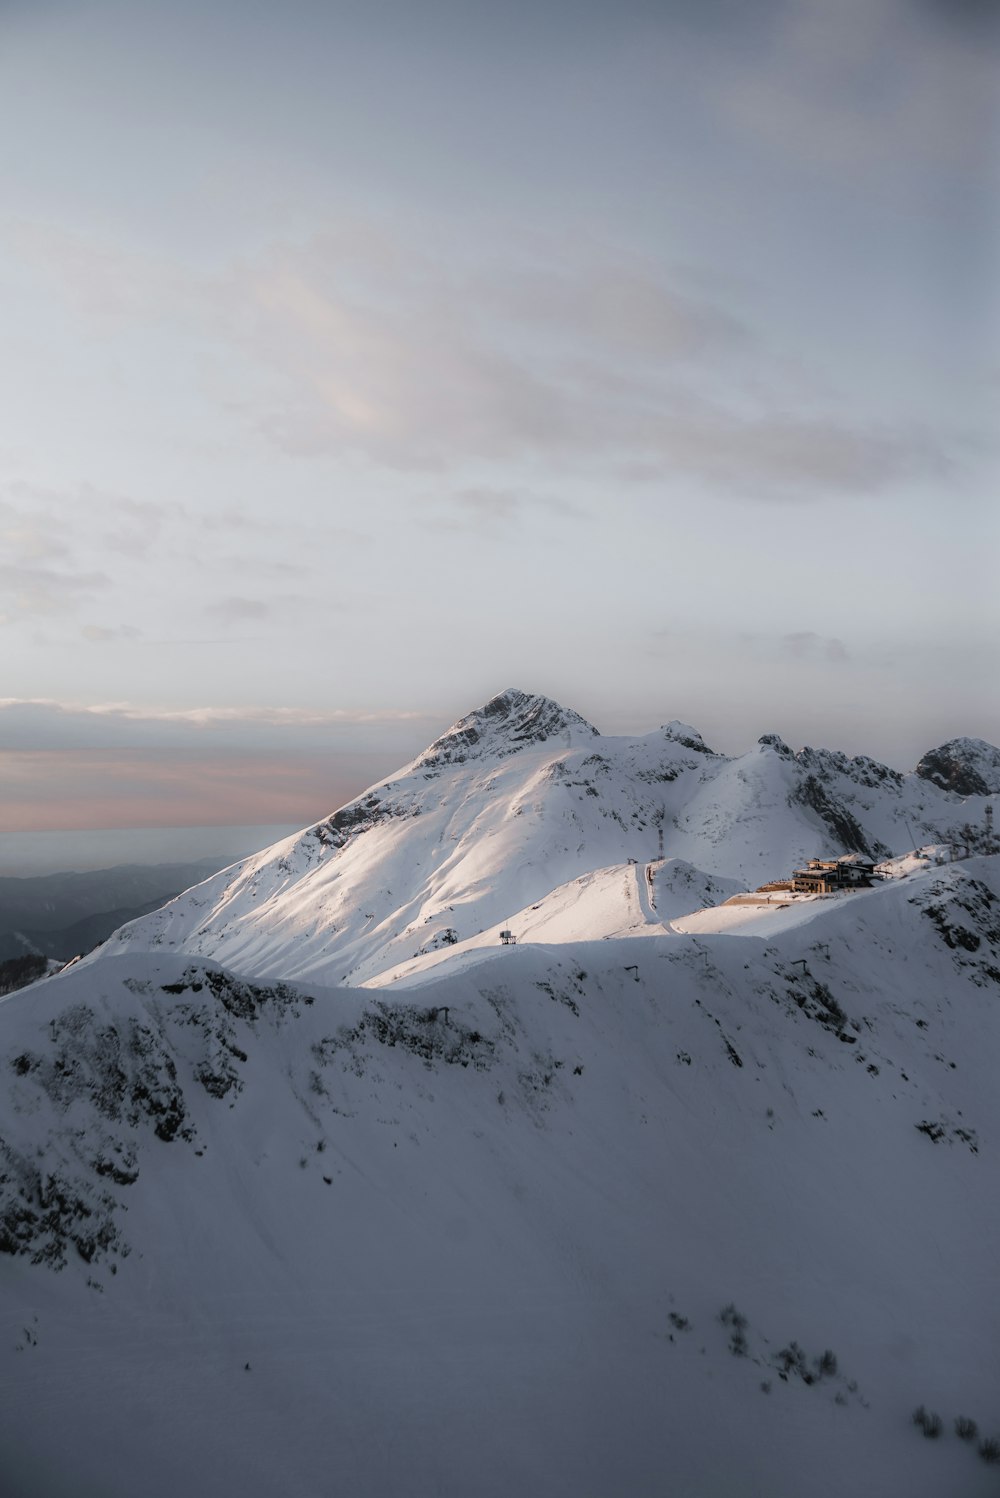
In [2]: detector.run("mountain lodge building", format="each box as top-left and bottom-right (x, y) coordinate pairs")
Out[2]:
(757, 854), (877, 897)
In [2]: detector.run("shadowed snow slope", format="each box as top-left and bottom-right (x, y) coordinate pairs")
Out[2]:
(0, 856), (998, 1497)
(99, 690), (999, 987)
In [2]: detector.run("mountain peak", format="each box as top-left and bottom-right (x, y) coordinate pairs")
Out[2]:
(915, 737), (1000, 797)
(662, 720), (714, 754)
(758, 732), (794, 759)
(415, 689), (599, 770)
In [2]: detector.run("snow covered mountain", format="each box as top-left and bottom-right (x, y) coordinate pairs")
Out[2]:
(101, 688), (999, 987)
(1, 689), (998, 1498)
(916, 736), (1000, 797)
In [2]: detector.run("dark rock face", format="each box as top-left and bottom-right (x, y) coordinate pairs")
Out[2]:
(916, 739), (1000, 798)
(795, 746), (903, 789)
(333, 1002), (496, 1070)
(415, 689), (599, 771)
(0, 1145), (122, 1268)
(788, 775), (887, 860)
(310, 795), (417, 854)
(910, 875), (1000, 980)
(0, 1005), (192, 1269)
(907, 874), (1000, 989)
(759, 734), (794, 759)
(0, 967), (316, 1271)
(661, 721), (715, 755)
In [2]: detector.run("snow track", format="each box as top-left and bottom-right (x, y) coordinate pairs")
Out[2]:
(634, 860), (658, 924)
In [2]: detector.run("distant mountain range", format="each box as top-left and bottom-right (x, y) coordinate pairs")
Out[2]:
(1, 690), (997, 1498)
(0, 860), (232, 962)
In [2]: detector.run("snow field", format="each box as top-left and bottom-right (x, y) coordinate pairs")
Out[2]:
(1, 858), (998, 1497)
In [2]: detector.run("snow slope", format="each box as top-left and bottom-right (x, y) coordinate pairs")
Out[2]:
(366, 857), (744, 989)
(2, 691), (999, 1497)
(100, 690), (999, 988)
(0, 857), (998, 1497)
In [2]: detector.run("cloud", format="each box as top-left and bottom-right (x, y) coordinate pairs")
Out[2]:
(3, 216), (963, 495)
(782, 631), (850, 664)
(1, 480), (184, 571)
(215, 239), (959, 492)
(1, 219), (195, 328)
(708, 0), (999, 175)
(80, 623), (142, 643)
(95, 493), (182, 559)
(203, 595), (271, 622)
(483, 265), (751, 362)
(637, 408), (953, 496)
(0, 507), (73, 564)
(237, 262), (580, 468)
(0, 478), (367, 645)
(0, 561), (110, 617)
(916, 0), (1000, 45)
(0, 699), (437, 752)
(198, 506), (370, 550)
(431, 487), (586, 532)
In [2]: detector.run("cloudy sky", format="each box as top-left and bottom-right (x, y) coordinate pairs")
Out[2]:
(1, 0), (997, 839)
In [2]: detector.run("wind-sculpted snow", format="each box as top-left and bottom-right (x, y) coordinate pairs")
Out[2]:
(0, 857), (998, 1497)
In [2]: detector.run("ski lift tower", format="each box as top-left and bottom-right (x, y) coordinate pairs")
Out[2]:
(499, 924), (516, 946)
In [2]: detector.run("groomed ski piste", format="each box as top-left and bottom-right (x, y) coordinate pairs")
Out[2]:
(1, 692), (998, 1498)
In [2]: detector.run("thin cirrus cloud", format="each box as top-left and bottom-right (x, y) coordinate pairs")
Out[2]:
(782, 631), (850, 664)
(227, 245), (909, 487)
(0, 561), (110, 618)
(0, 479), (362, 609)
(481, 265), (752, 361)
(3, 216), (958, 495)
(430, 488), (586, 532)
(235, 259), (956, 490)
(2, 481), (182, 566)
(203, 596), (272, 623)
(0, 698), (438, 752)
(699, 0), (999, 176)
(635, 407), (954, 496)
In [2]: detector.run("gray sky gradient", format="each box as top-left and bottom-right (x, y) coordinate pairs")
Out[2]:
(0, 0), (997, 830)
